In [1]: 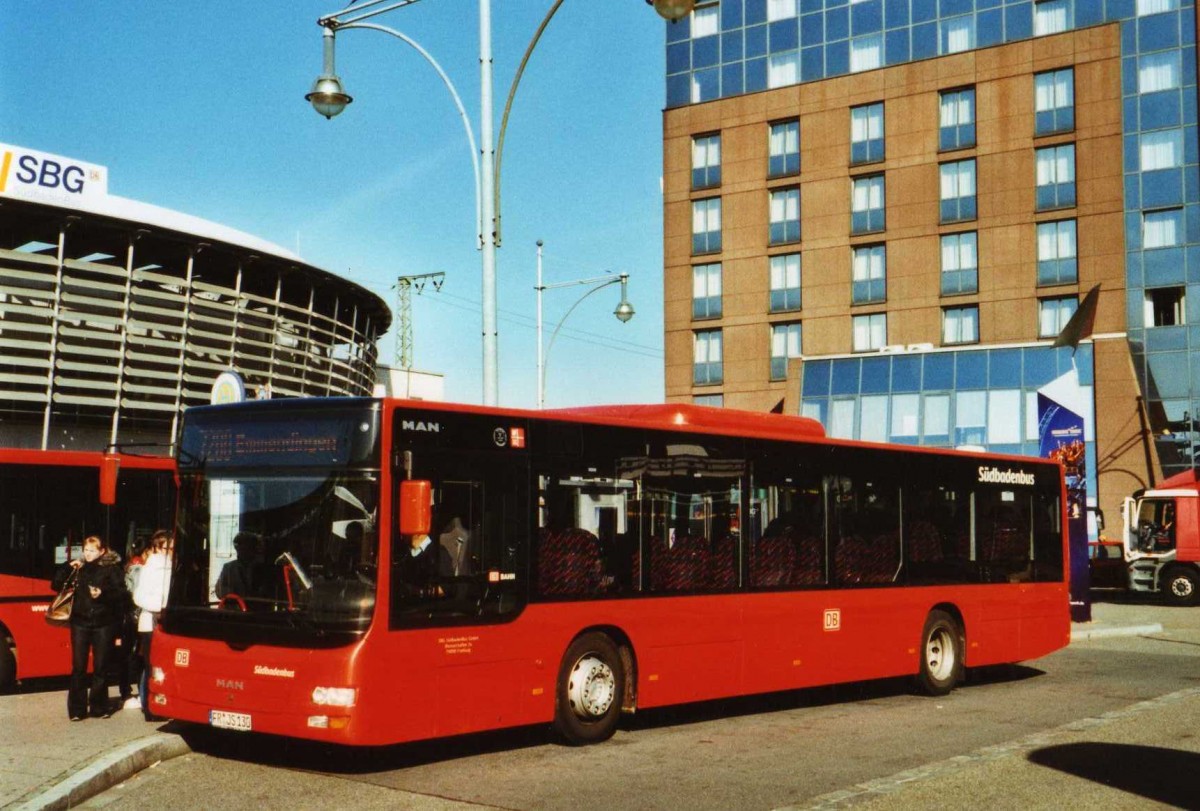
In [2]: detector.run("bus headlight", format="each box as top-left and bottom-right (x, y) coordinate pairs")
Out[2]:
(312, 686), (357, 707)
(151, 667), (166, 684)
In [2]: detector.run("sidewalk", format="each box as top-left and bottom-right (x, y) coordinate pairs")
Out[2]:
(0, 690), (188, 811)
(0, 602), (1165, 811)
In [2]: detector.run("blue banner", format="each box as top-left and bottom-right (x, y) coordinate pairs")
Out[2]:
(1038, 392), (1089, 622)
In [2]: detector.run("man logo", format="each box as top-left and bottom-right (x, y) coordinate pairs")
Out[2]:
(493, 427), (508, 447)
(401, 420), (440, 433)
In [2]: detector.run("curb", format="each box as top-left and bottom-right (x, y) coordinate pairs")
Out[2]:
(1070, 622), (1164, 641)
(10, 732), (191, 811)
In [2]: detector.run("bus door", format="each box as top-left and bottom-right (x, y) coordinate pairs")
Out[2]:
(390, 444), (530, 738)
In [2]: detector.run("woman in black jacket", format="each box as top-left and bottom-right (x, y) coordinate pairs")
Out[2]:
(52, 535), (126, 720)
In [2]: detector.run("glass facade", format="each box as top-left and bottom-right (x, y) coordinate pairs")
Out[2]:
(667, 0), (1200, 476)
(801, 344), (1097, 494)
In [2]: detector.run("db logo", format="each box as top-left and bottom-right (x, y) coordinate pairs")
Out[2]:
(175, 648), (191, 667)
(823, 609), (841, 631)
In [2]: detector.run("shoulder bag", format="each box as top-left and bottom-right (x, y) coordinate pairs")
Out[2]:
(45, 570), (78, 627)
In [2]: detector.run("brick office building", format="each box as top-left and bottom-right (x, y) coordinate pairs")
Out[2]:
(662, 1), (1200, 526)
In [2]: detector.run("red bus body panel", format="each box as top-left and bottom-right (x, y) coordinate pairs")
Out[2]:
(0, 449), (174, 681)
(152, 581), (1068, 746)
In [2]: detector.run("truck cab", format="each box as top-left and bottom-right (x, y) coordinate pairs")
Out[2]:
(1122, 470), (1200, 605)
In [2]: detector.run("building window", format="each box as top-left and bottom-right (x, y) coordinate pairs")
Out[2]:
(692, 198), (722, 254)
(1144, 208), (1183, 249)
(1035, 144), (1076, 210)
(940, 159), (977, 223)
(694, 329), (723, 385)
(770, 322), (802, 381)
(692, 134), (721, 190)
(939, 88), (976, 151)
(692, 2), (719, 38)
(852, 313), (887, 352)
(769, 253), (802, 312)
(1037, 219), (1078, 285)
(852, 245), (886, 304)
(1039, 296), (1078, 338)
(1139, 51), (1182, 94)
(769, 120), (800, 178)
(1034, 0), (1072, 36)
(849, 34), (883, 73)
(768, 51), (800, 89)
(692, 263), (722, 319)
(943, 305), (979, 345)
(940, 15), (975, 55)
(1137, 0), (1179, 16)
(1034, 69), (1074, 136)
(769, 188), (801, 244)
(940, 232), (978, 295)
(851, 103), (884, 165)
(1145, 287), (1186, 327)
(1141, 129), (1183, 171)
(851, 175), (885, 234)
(767, 0), (797, 21)
(694, 393), (724, 407)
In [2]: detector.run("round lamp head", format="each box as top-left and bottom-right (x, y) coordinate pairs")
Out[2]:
(647, 0), (696, 22)
(306, 74), (353, 120)
(614, 300), (635, 323)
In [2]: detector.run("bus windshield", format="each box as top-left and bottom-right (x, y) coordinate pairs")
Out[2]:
(169, 471), (380, 643)
(165, 401), (382, 646)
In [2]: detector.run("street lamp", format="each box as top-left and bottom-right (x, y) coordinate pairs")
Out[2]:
(309, 0), (682, 406)
(535, 240), (634, 409)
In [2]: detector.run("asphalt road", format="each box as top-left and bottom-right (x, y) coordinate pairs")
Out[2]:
(77, 599), (1200, 810)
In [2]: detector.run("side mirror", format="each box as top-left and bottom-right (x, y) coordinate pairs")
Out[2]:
(99, 454), (120, 506)
(397, 479), (432, 536)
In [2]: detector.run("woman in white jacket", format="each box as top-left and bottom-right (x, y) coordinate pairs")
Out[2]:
(133, 530), (173, 719)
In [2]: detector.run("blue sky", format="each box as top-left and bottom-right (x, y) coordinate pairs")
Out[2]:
(1, 1), (667, 408)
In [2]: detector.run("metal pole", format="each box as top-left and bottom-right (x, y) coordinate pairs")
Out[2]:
(536, 240), (544, 409)
(479, 0), (499, 406)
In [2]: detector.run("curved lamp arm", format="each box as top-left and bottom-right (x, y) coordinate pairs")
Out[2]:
(338, 21), (484, 249)
(542, 275), (626, 405)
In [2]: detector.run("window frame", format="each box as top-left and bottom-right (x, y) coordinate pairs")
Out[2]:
(942, 304), (980, 346)
(692, 262), (723, 320)
(691, 133), (722, 191)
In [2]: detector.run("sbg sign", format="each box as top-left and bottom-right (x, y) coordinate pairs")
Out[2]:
(0, 143), (107, 204)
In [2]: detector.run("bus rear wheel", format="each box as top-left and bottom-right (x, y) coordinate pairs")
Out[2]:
(915, 610), (963, 696)
(1163, 567), (1199, 607)
(553, 632), (624, 746)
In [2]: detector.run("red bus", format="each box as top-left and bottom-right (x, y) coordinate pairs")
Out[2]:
(149, 397), (1068, 745)
(0, 449), (175, 691)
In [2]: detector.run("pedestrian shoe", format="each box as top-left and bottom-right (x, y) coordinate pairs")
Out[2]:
(69, 716), (85, 722)
(123, 696), (142, 710)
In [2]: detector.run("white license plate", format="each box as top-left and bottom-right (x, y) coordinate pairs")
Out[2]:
(209, 709), (252, 732)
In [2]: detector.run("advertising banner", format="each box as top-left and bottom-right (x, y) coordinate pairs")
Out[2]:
(0, 143), (108, 206)
(1038, 388), (1089, 622)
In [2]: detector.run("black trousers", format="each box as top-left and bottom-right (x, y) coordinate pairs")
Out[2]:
(114, 614), (140, 699)
(69, 623), (115, 718)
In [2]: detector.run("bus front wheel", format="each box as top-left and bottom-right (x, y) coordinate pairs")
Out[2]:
(553, 632), (624, 746)
(1163, 567), (1199, 607)
(915, 610), (963, 696)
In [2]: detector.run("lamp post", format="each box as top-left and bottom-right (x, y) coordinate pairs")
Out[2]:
(535, 240), (635, 409)
(308, 0), (692, 406)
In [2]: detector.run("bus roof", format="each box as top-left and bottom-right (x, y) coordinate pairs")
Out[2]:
(547, 403), (826, 441)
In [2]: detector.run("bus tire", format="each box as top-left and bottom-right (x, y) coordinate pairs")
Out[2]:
(1162, 567), (1199, 607)
(915, 610), (963, 697)
(0, 635), (15, 694)
(553, 632), (624, 746)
